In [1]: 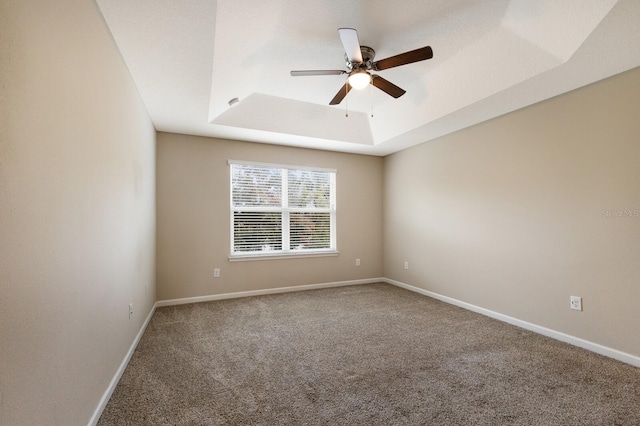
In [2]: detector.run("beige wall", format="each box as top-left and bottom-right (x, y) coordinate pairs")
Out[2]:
(0, 1), (156, 424)
(156, 133), (383, 301)
(384, 67), (640, 358)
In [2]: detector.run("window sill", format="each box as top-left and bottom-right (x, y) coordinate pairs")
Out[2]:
(228, 251), (339, 262)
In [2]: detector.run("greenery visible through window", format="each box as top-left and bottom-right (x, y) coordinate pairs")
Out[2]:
(230, 161), (336, 257)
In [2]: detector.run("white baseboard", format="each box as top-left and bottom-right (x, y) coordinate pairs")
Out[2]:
(156, 277), (385, 307)
(88, 302), (157, 426)
(384, 278), (640, 368)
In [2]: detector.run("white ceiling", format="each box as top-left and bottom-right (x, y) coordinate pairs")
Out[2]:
(96, 0), (640, 156)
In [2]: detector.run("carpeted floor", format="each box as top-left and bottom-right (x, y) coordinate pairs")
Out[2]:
(98, 283), (640, 425)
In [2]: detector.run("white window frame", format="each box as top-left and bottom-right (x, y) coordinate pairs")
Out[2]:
(229, 160), (337, 260)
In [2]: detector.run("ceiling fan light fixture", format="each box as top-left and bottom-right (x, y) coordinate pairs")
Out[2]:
(348, 70), (371, 90)
(290, 28), (432, 105)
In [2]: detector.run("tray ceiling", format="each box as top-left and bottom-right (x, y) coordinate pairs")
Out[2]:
(96, 0), (640, 155)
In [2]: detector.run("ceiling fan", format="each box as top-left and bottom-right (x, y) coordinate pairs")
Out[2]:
(290, 28), (433, 105)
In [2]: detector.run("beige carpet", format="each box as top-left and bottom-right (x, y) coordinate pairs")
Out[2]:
(98, 283), (640, 425)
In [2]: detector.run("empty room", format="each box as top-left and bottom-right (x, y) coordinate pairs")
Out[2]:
(2, 0), (639, 424)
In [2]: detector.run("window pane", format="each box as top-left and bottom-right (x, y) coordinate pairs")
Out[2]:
(230, 162), (335, 257)
(290, 212), (331, 250)
(232, 165), (282, 207)
(288, 170), (330, 208)
(233, 212), (282, 252)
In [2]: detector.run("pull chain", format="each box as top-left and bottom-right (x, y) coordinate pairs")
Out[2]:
(370, 83), (374, 118)
(345, 83), (349, 117)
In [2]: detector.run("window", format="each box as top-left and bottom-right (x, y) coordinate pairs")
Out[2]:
(230, 161), (336, 259)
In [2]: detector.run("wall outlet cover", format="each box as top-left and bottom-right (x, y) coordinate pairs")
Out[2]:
(570, 296), (582, 311)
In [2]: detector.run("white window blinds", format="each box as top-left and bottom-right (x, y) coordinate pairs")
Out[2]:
(230, 162), (336, 257)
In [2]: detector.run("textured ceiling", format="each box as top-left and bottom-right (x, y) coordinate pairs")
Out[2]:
(96, 0), (640, 156)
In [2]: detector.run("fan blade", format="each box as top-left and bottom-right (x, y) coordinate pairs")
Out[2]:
(338, 28), (363, 64)
(372, 46), (433, 71)
(371, 75), (406, 98)
(290, 70), (346, 77)
(329, 82), (352, 105)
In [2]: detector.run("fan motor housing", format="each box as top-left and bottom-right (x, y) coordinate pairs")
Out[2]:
(346, 46), (376, 70)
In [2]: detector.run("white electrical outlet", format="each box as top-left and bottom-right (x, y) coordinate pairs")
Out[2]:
(214, 268), (220, 278)
(129, 303), (134, 319)
(355, 258), (361, 266)
(570, 296), (582, 311)
(404, 261), (409, 270)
